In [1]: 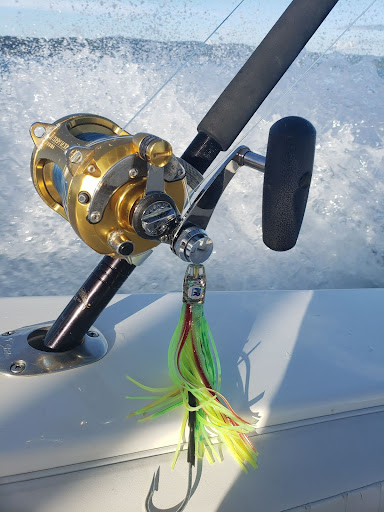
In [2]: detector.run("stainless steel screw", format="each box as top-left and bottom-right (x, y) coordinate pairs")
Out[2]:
(177, 168), (184, 176)
(87, 164), (96, 173)
(70, 150), (83, 164)
(89, 211), (101, 223)
(78, 191), (90, 204)
(87, 331), (99, 337)
(33, 126), (46, 138)
(129, 168), (138, 179)
(1, 330), (15, 336)
(10, 361), (26, 374)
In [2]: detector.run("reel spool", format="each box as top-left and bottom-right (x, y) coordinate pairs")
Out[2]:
(30, 114), (187, 261)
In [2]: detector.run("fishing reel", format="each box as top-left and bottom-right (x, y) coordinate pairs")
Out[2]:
(30, 113), (207, 264)
(30, 113), (315, 267)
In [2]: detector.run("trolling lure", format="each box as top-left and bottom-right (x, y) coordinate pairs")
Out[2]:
(127, 264), (258, 471)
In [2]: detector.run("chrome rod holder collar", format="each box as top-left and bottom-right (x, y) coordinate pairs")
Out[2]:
(0, 323), (108, 376)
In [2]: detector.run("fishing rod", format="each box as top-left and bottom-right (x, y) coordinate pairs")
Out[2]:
(26, 0), (339, 353)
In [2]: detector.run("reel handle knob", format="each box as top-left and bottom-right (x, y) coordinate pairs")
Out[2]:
(262, 116), (316, 251)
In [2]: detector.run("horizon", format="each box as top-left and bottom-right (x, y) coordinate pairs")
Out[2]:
(0, 33), (384, 60)
(0, 0), (383, 56)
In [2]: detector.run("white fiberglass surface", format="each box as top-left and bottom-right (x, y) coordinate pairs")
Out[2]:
(0, 0), (383, 296)
(2, 288), (384, 479)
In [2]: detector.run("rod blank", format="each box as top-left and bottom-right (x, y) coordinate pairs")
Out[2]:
(44, 256), (135, 351)
(197, 0), (339, 152)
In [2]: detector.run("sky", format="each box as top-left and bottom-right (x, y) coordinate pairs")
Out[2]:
(0, 0), (383, 55)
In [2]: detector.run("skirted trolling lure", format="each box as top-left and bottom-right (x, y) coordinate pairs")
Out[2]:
(126, 264), (258, 471)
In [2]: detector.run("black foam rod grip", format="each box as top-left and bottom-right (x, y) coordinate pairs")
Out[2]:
(197, 0), (338, 152)
(262, 116), (316, 251)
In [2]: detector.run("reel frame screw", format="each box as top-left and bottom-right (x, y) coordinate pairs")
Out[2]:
(78, 192), (90, 204)
(33, 126), (46, 138)
(89, 211), (101, 223)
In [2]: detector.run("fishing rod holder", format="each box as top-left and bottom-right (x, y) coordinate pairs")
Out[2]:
(0, 323), (108, 376)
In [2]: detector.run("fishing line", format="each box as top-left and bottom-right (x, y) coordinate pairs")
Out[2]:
(200, 0), (378, 186)
(120, 0), (246, 133)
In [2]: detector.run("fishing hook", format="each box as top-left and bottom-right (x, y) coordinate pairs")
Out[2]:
(145, 463), (195, 512)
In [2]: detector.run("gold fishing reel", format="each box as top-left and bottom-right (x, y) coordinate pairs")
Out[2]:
(30, 114), (187, 261)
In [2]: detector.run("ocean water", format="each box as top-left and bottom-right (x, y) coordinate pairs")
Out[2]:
(0, 36), (383, 296)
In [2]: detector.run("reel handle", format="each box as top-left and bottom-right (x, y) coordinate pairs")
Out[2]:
(262, 116), (316, 251)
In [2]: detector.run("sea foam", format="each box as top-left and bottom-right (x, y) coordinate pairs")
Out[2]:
(0, 37), (383, 296)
